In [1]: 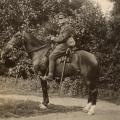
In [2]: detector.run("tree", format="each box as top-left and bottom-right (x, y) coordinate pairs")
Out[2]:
(0, 0), (107, 81)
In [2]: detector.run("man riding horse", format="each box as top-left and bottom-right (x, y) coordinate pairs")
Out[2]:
(44, 13), (76, 81)
(2, 13), (99, 115)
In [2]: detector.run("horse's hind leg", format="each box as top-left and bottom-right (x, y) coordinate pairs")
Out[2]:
(87, 82), (98, 115)
(83, 81), (98, 115)
(88, 83), (98, 105)
(83, 67), (99, 115)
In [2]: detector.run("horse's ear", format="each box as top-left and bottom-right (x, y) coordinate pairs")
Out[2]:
(14, 31), (22, 37)
(22, 31), (31, 40)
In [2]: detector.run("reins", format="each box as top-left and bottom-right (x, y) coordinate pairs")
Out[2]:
(21, 31), (51, 53)
(28, 43), (50, 53)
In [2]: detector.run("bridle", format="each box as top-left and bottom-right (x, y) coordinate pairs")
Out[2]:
(21, 31), (51, 53)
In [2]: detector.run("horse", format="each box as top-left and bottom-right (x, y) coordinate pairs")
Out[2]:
(2, 31), (99, 115)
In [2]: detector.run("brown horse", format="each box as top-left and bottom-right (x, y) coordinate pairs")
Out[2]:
(2, 31), (99, 115)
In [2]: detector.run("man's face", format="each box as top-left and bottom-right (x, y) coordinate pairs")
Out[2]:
(58, 16), (67, 26)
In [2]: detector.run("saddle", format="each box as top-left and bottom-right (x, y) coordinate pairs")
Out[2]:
(46, 47), (75, 64)
(56, 48), (74, 64)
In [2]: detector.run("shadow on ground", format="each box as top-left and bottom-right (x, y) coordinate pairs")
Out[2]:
(0, 99), (83, 118)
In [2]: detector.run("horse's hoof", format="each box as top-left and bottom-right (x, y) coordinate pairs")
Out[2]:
(82, 103), (92, 113)
(82, 108), (89, 113)
(47, 103), (52, 106)
(39, 103), (47, 109)
(88, 110), (95, 115)
(88, 105), (96, 115)
(46, 103), (53, 108)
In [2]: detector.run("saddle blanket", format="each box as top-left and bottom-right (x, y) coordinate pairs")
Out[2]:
(56, 56), (72, 64)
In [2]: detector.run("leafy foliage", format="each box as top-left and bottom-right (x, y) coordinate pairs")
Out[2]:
(60, 77), (87, 96)
(0, 0), (120, 94)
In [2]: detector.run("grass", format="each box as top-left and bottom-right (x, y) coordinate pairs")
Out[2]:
(0, 98), (41, 118)
(0, 76), (120, 105)
(0, 98), (83, 118)
(0, 76), (59, 97)
(98, 89), (120, 105)
(0, 76), (120, 118)
(0, 76), (42, 95)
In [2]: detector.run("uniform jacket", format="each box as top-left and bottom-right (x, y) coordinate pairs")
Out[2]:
(54, 24), (74, 44)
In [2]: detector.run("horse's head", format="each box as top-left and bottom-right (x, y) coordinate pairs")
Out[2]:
(2, 31), (24, 53)
(1, 30), (50, 64)
(6, 31), (23, 50)
(1, 31), (25, 65)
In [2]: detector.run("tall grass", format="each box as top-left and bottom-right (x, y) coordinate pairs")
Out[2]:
(0, 98), (41, 118)
(0, 76), (120, 105)
(0, 76), (42, 95)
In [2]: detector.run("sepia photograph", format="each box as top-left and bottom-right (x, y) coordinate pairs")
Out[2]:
(0, 0), (120, 120)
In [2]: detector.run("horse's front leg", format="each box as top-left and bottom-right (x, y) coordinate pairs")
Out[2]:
(40, 78), (49, 108)
(35, 70), (49, 109)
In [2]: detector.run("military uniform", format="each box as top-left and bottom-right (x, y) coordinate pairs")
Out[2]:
(46, 23), (74, 80)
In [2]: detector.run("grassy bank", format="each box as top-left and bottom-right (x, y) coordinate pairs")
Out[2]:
(0, 98), (40, 118)
(0, 76), (120, 104)
(0, 76), (42, 95)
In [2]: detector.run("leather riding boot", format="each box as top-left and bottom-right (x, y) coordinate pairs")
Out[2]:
(44, 60), (55, 81)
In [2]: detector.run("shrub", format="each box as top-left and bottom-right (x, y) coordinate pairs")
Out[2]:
(1, 0), (120, 94)
(59, 77), (87, 97)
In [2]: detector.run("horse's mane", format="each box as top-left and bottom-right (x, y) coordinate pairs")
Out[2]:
(23, 31), (50, 52)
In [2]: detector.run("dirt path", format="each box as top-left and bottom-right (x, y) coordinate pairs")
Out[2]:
(0, 94), (120, 120)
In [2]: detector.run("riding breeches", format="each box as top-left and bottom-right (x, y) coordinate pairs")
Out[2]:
(48, 43), (68, 76)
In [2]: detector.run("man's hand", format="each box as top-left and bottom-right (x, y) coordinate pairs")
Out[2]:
(51, 36), (56, 41)
(47, 35), (54, 40)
